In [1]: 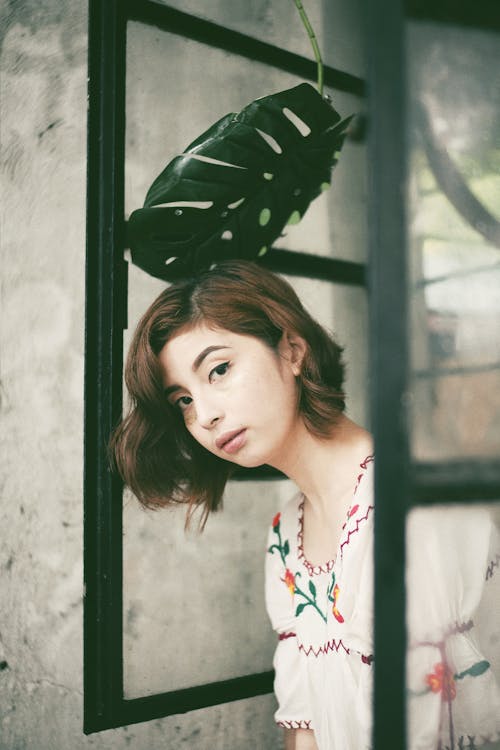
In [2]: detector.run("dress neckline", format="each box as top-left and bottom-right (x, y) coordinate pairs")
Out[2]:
(297, 454), (374, 576)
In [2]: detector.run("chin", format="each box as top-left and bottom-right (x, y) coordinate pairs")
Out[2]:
(226, 453), (267, 469)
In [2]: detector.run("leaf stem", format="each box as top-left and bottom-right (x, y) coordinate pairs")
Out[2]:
(294, 573), (327, 622)
(274, 528), (287, 567)
(292, 0), (324, 96)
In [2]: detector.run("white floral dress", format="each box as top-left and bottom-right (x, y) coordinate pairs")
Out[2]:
(265, 456), (500, 750)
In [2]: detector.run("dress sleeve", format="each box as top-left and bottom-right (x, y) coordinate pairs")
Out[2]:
(406, 506), (500, 750)
(265, 514), (313, 730)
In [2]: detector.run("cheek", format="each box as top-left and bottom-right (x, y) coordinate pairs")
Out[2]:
(184, 416), (213, 452)
(262, 364), (297, 404)
(185, 418), (206, 448)
(183, 408), (196, 428)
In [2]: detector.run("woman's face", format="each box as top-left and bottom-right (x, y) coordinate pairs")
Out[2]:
(158, 322), (303, 469)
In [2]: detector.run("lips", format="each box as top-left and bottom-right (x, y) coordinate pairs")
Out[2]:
(215, 428), (247, 455)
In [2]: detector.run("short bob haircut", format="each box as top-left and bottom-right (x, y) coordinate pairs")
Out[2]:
(110, 260), (345, 527)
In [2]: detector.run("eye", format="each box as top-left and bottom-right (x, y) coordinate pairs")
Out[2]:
(209, 361), (230, 382)
(175, 395), (193, 412)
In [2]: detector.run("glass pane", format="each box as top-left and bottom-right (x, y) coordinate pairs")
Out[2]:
(407, 21), (500, 461)
(123, 20), (367, 698)
(151, 0), (365, 79)
(125, 20), (365, 263)
(124, 479), (293, 697)
(406, 503), (500, 749)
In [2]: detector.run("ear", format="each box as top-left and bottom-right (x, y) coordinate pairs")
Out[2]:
(279, 331), (307, 376)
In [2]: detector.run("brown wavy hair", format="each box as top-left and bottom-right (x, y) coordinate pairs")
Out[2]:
(110, 261), (345, 527)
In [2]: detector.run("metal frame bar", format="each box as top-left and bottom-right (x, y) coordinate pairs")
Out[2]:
(84, 0), (127, 733)
(365, 0), (409, 748)
(84, 0), (366, 735)
(126, 0), (365, 96)
(260, 249), (365, 285)
(406, 0), (500, 32)
(108, 671), (273, 728)
(414, 361), (500, 378)
(365, 4), (500, 749)
(414, 460), (500, 504)
(124, 220), (367, 284)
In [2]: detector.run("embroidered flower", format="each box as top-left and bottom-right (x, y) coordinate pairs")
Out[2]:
(269, 513), (327, 622)
(284, 569), (295, 596)
(425, 662), (456, 701)
(331, 583), (344, 623)
(327, 572), (344, 623)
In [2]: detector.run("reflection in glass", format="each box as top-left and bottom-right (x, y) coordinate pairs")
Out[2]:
(406, 504), (500, 749)
(407, 22), (500, 461)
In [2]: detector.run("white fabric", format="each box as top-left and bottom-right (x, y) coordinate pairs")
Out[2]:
(265, 458), (500, 750)
(265, 457), (375, 749)
(407, 507), (500, 750)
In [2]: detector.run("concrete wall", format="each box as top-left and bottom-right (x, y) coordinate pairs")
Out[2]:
(0, 2), (365, 748)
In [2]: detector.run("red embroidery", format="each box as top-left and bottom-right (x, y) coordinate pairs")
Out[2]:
(360, 454), (374, 470)
(412, 619), (474, 650)
(331, 583), (344, 623)
(425, 662), (457, 701)
(297, 637), (373, 666)
(354, 454), (374, 494)
(298, 638), (350, 657)
(270, 517), (328, 621)
(279, 631), (296, 641)
(283, 569), (295, 596)
(338, 505), (374, 559)
(446, 619), (473, 638)
(272, 512), (281, 530)
(297, 455), (374, 577)
(297, 497), (335, 576)
(277, 720), (312, 729)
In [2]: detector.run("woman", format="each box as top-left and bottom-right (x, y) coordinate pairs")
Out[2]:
(111, 260), (500, 750)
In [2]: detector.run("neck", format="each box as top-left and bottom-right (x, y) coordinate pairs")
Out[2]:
(269, 413), (373, 517)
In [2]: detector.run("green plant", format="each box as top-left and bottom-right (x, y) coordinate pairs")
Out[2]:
(128, 2), (352, 280)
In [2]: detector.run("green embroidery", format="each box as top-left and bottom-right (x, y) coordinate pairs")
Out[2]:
(327, 571), (336, 602)
(293, 572), (327, 622)
(269, 513), (327, 622)
(407, 659), (491, 698)
(455, 660), (490, 680)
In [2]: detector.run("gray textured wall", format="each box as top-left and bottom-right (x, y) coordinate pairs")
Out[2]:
(0, 1), (364, 748)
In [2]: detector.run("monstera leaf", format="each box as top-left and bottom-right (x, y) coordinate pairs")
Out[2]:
(128, 83), (352, 281)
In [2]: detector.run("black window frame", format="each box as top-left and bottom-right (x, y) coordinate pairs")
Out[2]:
(84, 0), (366, 734)
(84, 0), (500, 743)
(366, 2), (500, 748)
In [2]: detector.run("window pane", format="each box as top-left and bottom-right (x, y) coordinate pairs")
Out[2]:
(407, 21), (500, 461)
(406, 503), (500, 748)
(123, 19), (367, 698)
(149, 0), (364, 78)
(125, 20), (365, 263)
(123, 480), (291, 697)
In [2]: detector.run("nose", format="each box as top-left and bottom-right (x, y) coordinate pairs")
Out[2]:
(195, 394), (223, 430)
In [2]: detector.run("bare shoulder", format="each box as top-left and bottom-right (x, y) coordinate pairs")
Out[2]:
(335, 416), (374, 468)
(352, 423), (374, 461)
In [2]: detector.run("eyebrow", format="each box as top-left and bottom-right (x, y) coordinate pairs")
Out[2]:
(192, 345), (229, 372)
(163, 345), (230, 397)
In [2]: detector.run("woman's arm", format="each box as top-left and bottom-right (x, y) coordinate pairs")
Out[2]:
(284, 728), (319, 750)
